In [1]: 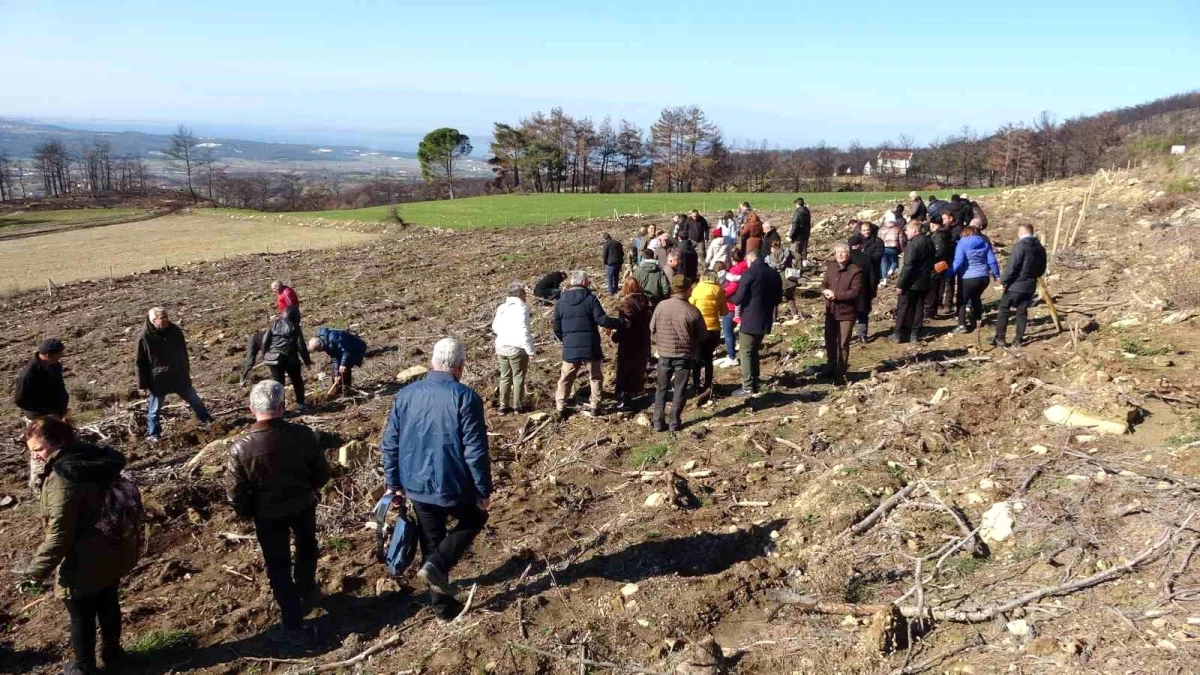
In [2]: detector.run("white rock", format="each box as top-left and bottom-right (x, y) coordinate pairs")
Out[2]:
(979, 478), (996, 490)
(981, 502), (1015, 543)
(930, 388), (949, 405)
(644, 492), (666, 508)
(1006, 619), (1030, 637)
(966, 493), (985, 505)
(1110, 317), (1142, 328)
(620, 583), (640, 597)
(818, 405), (830, 417)
(1065, 474), (1090, 483)
(1030, 444), (1048, 455)
(841, 614), (860, 627)
(1163, 311), (1193, 325)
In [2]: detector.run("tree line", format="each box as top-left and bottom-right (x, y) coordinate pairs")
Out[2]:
(483, 91), (1200, 195)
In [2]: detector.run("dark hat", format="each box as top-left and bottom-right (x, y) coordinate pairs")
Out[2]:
(670, 275), (690, 294)
(38, 338), (65, 355)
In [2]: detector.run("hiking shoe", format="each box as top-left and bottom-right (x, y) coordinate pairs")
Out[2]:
(64, 660), (101, 675)
(581, 407), (598, 419)
(300, 587), (323, 614)
(990, 337), (1009, 348)
(732, 388), (755, 398)
(889, 333), (904, 344)
(431, 592), (464, 622)
(652, 422), (668, 433)
(266, 624), (310, 647)
(952, 325), (970, 334)
(498, 407), (514, 416)
(417, 562), (452, 596)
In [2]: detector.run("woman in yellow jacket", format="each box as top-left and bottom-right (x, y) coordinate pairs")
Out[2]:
(688, 270), (728, 399)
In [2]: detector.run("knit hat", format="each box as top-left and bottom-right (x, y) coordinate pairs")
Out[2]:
(38, 338), (65, 355)
(670, 275), (690, 294)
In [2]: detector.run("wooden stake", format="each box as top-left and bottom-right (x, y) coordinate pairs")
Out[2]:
(1037, 278), (1063, 333)
(1049, 204), (1065, 269)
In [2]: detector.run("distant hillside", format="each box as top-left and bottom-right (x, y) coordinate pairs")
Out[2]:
(0, 118), (419, 164)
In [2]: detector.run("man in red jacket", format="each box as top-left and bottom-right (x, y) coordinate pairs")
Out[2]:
(272, 281), (300, 315)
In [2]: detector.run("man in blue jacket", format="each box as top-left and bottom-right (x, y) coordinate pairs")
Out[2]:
(380, 337), (490, 620)
(308, 327), (367, 394)
(553, 270), (627, 418)
(729, 249), (783, 396)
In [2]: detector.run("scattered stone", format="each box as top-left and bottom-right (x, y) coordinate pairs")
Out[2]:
(396, 365), (428, 385)
(1043, 405), (1128, 435)
(1006, 619), (1030, 637)
(981, 502), (1015, 543)
(528, 411), (549, 422)
(841, 614), (860, 627)
(635, 413), (651, 428)
(338, 440), (371, 468)
(682, 460), (697, 471)
(1163, 311), (1193, 325)
(375, 577), (401, 595)
(1074, 435), (1096, 444)
(673, 636), (724, 675)
(1030, 444), (1049, 455)
(1158, 639), (1177, 651)
(1065, 474), (1090, 483)
(930, 387), (949, 405)
(644, 492), (667, 508)
(818, 405), (829, 417)
(637, 618), (651, 627)
(1110, 317), (1142, 328)
(620, 583), (640, 597)
(860, 604), (907, 654)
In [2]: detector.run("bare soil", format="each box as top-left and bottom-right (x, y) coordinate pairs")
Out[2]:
(1, 156), (1200, 674)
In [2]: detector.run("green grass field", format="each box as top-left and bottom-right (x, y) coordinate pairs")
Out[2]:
(286, 189), (1000, 229)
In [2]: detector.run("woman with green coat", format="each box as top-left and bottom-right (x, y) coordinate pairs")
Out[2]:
(21, 417), (141, 675)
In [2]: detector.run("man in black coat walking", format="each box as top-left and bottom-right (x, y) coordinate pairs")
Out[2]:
(993, 224), (1048, 347)
(892, 222), (934, 344)
(729, 249), (783, 395)
(136, 307), (213, 442)
(553, 271), (626, 417)
(602, 233), (625, 295)
(789, 197), (812, 268)
(926, 214), (956, 319)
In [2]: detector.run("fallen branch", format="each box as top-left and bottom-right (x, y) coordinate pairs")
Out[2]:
(453, 583), (478, 623)
(887, 639), (982, 675)
(222, 566), (253, 582)
(774, 511), (1195, 624)
(842, 483), (920, 538)
(508, 642), (667, 675)
(311, 616), (425, 672)
(709, 415), (792, 429)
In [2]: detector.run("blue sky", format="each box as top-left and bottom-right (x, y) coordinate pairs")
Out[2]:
(1, 0), (1196, 150)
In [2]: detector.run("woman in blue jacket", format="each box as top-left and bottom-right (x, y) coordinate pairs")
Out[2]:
(949, 225), (1000, 333)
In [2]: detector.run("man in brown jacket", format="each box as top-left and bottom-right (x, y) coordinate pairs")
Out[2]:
(226, 380), (331, 645)
(649, 275), (707, 432)
(821, 243), (864, 379)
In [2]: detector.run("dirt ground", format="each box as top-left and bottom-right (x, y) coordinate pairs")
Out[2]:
(1, 156), (1199, 674)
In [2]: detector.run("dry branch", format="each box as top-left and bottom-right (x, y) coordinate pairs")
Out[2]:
(842, 483), (920, 538)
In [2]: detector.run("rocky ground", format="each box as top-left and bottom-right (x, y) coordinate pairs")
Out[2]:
(1, 154), (1199, 674)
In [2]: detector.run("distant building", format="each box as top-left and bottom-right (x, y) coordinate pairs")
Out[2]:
(862, 161), (873, 176)
(876, 150), (913, 175)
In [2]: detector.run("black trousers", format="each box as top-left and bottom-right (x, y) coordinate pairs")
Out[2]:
(958, 277), (990, 328)
(255, 505), (318, 628)
(654, 357), (692, 429)
(64, 585), (121, 668)
(895, 289), (927, 336)
(691, 331), (721, 391)
(268, 358), (305, 406)
(925, 276), (946, 317)
(411, 500), (488, 578)
(995, 290), (1034, 344)
(942, 273), (958, 312)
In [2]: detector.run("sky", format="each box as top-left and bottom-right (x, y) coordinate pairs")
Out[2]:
(1, 0), (1197, 151)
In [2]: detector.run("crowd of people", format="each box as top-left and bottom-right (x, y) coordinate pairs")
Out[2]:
(8, 193), (1049, 672)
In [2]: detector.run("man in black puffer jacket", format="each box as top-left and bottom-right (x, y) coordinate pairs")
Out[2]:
(262, 305), (311, 409)
(892, 222), (934, 343)
(136, 307), (213, 442)
(553, 271), (626, 418)
(993, 224), (1048, 348)
(926, 214), (956, 319)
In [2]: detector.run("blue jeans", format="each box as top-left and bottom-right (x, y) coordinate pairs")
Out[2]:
(147, 384), (212, 437)
(721, 313), (737, 360)
(605, 263), (621, 295)
(881, 248), (899, 279)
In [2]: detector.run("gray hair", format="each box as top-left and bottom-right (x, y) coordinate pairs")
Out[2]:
(431, 337), (466, 371)
(250, 380), (285, 415)
(569, 270), (589, 287)
(506, 281), (525, 298)
(833, 242), (850, 253)
(745, 249), (760, 262)
(147, 306), (167, 320)
(307, 337), (323, 352)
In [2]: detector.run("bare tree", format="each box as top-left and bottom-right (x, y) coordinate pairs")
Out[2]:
(164, 124), (199, 200)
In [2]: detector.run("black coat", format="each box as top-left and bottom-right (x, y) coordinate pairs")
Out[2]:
(911, 198), (927, 222)
(729, 258), (783, 336)
(677, 241), (700, 281)
(897, 233), (935, 292)
(262, 306), (311, 367)
(1002, 236), (1047, 294)
(14, 354), (68, 417)
(136, 320), (192, 395)
(789, 206), (811, 241)
(931, 228), (955, 264)
(682, 217), (708, 244)
(534, 271), (567, 300)
(603, 238), (624, 266)
(553, 286), (624, 362)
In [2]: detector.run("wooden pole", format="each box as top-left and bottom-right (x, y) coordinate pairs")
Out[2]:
(1068, 176), (1096, 247)
(1037, 278), (1063, 333)
(1049, 204), (1065, 268)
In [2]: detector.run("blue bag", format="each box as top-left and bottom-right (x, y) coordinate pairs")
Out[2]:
(374, 492), (418, 576)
